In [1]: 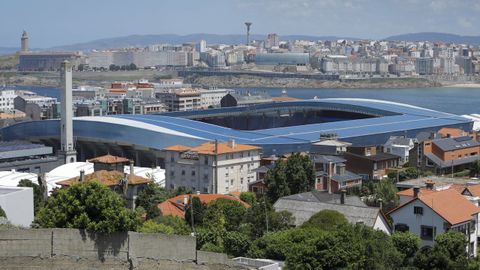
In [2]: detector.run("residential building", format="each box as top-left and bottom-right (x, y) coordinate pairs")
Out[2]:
(199, 89), (232, 109)
(0, 90), (16, 112)
(274, 190), (391, 234)
(344, 146), (401, 180)
(163, 141), (261, 194)
(157, 88), (202, 112)
(388, 188), (479, 256)
(410, 135), (480, 174)
(158, 193), (249, 219)
(0, 186), (34, 227)
(383, 136), (415, 164)
(311, 154), (362, 193)
(57, 155), (152, 208)
(310, 136), (352, 155)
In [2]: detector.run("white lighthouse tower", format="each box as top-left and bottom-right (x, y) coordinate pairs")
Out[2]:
(59, 60), (77, 164)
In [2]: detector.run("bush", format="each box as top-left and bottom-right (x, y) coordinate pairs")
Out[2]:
(153, 215), (191, 235)
(138, 220), (174, 234)
(240, 192), (256, 206)
(223, 231), (251, 257)
(301, 210), (348, 231)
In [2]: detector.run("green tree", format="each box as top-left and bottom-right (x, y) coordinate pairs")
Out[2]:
(301, 209), (348, 231)
(135, 183), (170, 219)
(392, 231), (420, 266)
(265, 160), (289, 203)
(17, 179), (45, 213)
(153, 215), (191, 235)
(223, 231), (251, 257)
(129, 63), (137, 70)
(243, 198), (294, 238)
(471, 160), (480, 177)
(285, 153), (316, 195)
(138, 220), (174, 234)
(209, 199), (247, 231)
(35, 182), (139, 233)
(203, 201), (226, 232)
(414, 231), (469, 270)
(240, 192), (256, 206)
(0, 205), (6, 218)
(185, 196), (205, 227)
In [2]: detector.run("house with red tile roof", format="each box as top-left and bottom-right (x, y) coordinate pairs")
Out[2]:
(158, 193), (250, 219)
(388, 188), (479, 256)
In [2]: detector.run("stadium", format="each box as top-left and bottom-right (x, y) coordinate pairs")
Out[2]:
(1, 98), (473, 166)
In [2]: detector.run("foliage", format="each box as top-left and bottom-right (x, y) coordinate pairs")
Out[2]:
(248, 227), (324, 260)
(301, 210), (348, 231)
(413, 231), (469, 270)
(172, 186), (193, 196)
(392, 231), (420, 265)
(203, 201), (227, 232)
(265, 153), (315, 204)
(362, 179), (399, 212)
(17, 179), (45, 213)
(35, 182), (140, 233)
(285, 224), (403, 270)
(185, 196), (205, 227)
(471, 160), (480, 177)
(135, 183), (170, 219)
(243, 198), (294, 238)
(239, 192), (257, 206)
(153, 215), (191, 235)
(0, 205), (6, 218)
(137, 220), (174, 234)
(453, 169), (470, 177)
(223, 231), (252, 257)
(264, 160), (290, 203)
(196, 227), (221, 250)
(209, 199), (247, 231)
(285, 153), (316, 195)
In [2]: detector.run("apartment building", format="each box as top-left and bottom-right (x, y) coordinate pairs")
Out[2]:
(344, 145), (401, 180)
(156, 88), (202, 112)
(163, 141), (261, 194)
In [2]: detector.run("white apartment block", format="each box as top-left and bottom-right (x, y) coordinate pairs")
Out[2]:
(157, 88), (201, 112)
(163, 141), (260, 194)
(199, 89), (232, 109)
(0, 90), (16, 112)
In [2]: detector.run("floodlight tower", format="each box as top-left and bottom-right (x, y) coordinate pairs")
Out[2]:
(245, 22), (252, 46)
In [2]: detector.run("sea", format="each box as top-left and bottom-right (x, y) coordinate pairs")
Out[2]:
(14, 85), (480, 116)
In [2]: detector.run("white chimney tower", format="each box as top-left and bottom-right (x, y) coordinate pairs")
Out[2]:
(60, 60), (77, 164)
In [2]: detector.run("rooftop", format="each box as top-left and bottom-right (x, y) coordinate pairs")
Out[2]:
(57, 170), (151, 187)
(396, 176), (480, 189)
(88, 154), (130, 164)
(164, 141), (260, 155)
(433, 136), (480, 152)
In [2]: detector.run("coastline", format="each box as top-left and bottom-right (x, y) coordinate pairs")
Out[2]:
(443, 83), (480, 88)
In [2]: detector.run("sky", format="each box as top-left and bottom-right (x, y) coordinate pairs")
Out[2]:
(1, 0), (479, 48)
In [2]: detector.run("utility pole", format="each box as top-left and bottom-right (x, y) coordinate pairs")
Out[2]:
(189, 194), (195, 235)
(214, 140), (218, 194)
(263, 194), (269, 234)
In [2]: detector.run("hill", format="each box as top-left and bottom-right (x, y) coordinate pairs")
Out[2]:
(385, 32), (480, 45)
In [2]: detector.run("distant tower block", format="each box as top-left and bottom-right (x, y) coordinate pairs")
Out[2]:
(59, 60), (77, 164)
(21, 31), (29, 52)
(245, 22), (252, 46)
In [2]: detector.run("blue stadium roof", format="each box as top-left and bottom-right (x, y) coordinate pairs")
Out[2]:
(1, 98), (473, 155)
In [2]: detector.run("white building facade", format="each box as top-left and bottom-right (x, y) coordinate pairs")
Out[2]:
(0, 90), (16, 112)
(163, 141), (260, 194)
(0, 186), (34, 227)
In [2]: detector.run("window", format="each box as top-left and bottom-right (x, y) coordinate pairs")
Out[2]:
(170, 171), (175, 177)
(414, 206), (423, 215)
(204, 156), (209, 165)
(394, 224), (409, 232)
(181, 170), (185, 176)
(421, 225), (435, 240)
(170, 155), (175, 162)
(191, 171), (196, 176)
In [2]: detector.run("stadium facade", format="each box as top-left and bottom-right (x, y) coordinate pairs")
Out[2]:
(1, 98), (473, 166)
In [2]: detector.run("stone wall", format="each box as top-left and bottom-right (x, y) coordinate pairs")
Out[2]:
(0, 228), (245, 270)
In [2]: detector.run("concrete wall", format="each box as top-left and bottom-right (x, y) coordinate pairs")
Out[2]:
(0, 229), (244, 270)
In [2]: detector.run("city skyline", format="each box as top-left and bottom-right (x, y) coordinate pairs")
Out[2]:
(1, 0), (480, 48)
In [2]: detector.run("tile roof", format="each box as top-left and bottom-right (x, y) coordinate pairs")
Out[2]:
(463, 185), (480, 197)
(88, 154), (130, 164)
(390, 188), (479, 225)
(163, 141), (260, 155)
(57, 170), (151, 187)
(158, 194), (250, 218)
